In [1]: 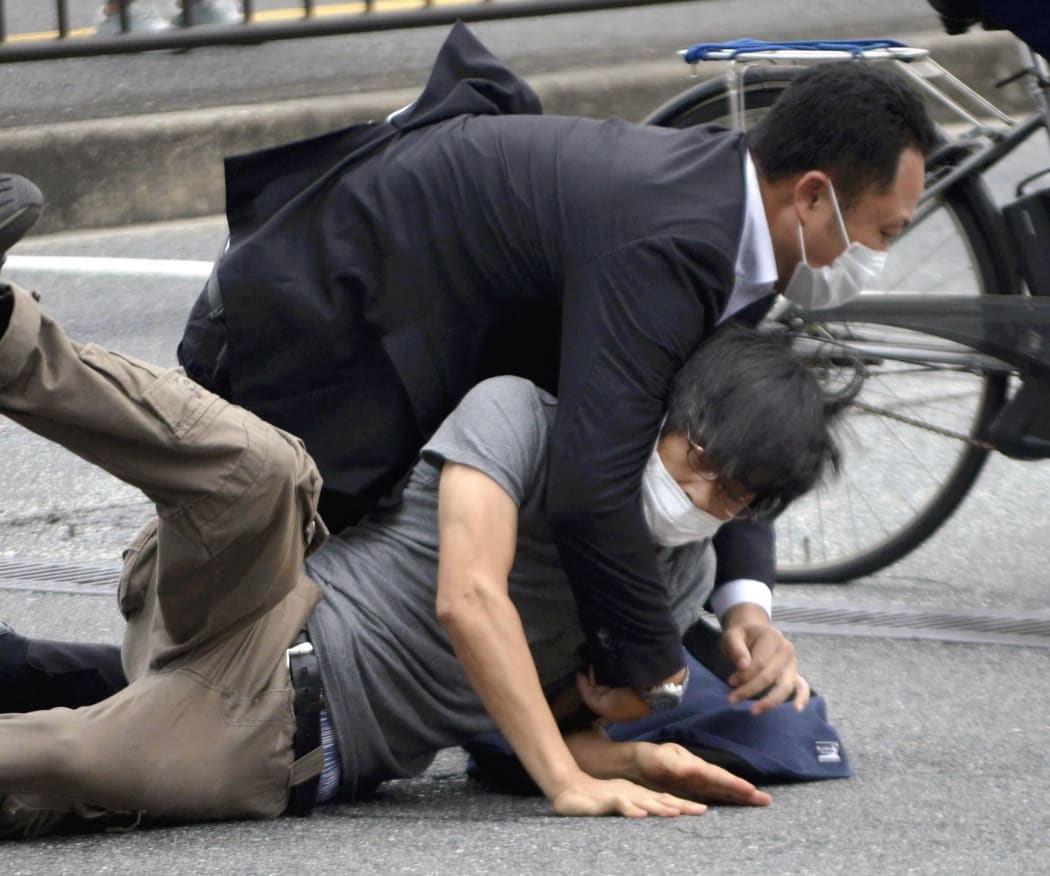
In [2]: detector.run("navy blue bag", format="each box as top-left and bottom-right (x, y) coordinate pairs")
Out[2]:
(465, 631), (852, 793)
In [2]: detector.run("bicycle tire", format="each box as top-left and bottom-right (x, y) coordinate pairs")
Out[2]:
(644, 66), (1013, 582)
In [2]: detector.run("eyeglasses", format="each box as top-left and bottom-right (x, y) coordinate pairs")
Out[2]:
(685, 431), (785, 521)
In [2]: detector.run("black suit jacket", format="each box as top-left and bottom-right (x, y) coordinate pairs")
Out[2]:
(178, 22), (775, 688)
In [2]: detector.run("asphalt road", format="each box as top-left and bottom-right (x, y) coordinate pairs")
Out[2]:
(2, 3), (1050, 869)
(1, 134), (1050, 871)
(2, 0), (945, 127)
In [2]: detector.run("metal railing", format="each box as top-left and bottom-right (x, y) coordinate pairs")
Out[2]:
(0, 0), (697, 62)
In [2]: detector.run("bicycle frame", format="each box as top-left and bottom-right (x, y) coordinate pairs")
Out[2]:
(804, 294), (1050, 382)
(689, 41), (1050, 228)
(828, 44), (1050, 459)
(663, 37), (1050, 579)
(919, 46), (1050, 216)
(791, 293), (1050, 459)
(693, 41), (1050, 459)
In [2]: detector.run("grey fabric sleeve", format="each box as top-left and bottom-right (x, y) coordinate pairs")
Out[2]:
(420, 376), (555, 507)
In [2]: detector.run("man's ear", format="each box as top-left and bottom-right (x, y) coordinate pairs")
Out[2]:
(792, 171), (831, 223)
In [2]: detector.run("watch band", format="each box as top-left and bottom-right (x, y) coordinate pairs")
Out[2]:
(640, 665), (690, 711)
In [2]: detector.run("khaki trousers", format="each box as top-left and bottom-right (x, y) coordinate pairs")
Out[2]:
(0, 283), (328, 838)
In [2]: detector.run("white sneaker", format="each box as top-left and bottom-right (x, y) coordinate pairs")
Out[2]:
(173, 0), (241, 25)
(94, 4), (172, 34)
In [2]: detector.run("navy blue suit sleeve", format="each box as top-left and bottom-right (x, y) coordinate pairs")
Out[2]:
(545, 238), (729, 689)
(712, 518), (776, 589)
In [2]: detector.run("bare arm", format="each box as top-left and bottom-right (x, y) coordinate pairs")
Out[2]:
(565, 729), (771, 808)
(435, 461), (705, 818)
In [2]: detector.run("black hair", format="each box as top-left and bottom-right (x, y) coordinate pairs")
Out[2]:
(663, 322), (843, 515)
(747, 61), (938, 209)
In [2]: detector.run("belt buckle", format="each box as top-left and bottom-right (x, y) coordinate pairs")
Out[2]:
(285, 639), (314, 669)
(287, 636), (324, 713)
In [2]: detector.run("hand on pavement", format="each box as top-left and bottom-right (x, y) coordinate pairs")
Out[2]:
(633, 741), (771, 806)
(550, 771), (708, 818)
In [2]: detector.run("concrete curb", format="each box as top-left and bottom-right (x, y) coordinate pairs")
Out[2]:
(5, 27), (1027, 234)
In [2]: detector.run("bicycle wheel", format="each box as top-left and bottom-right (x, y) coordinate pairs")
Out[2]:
(645, 66), (1013, 582)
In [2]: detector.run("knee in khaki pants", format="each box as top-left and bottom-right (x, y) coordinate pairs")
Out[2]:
(0, 581), (318, 839)
(0, 283), (328, 836)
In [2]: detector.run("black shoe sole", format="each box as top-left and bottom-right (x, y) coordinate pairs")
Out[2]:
(0, 174), (43, 257)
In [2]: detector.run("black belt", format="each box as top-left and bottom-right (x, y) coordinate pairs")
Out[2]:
(286, 629), (325, 817)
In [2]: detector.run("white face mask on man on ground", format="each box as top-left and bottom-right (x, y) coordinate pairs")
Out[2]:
(782, 179), (888, 310)
(640, 445), (725, 548)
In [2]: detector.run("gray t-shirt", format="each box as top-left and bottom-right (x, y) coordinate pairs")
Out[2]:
(304, 376), (715, 799)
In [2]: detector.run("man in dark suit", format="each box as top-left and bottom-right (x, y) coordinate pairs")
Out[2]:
(177, 23), (935, 719)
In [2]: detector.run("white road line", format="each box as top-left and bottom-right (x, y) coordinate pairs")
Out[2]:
(6, 255), (214, 279)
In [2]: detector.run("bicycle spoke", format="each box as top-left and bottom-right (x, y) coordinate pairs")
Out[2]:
(778, 317), (995, 576)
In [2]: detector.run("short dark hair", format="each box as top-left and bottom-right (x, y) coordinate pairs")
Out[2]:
(747, 61), (938, 209)
(663, 322), (841, 515)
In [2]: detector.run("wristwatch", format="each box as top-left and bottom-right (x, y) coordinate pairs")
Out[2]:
(639, 666), (690, 711)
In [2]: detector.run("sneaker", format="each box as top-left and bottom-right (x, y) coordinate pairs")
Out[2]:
(94, 3), (172, 35)
(172, 0), (241, 26)
(0, 175), (42, 265)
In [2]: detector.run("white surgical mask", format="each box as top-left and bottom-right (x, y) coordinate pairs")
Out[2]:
(782, 180), (888, 310)
(640, 446), (725, 547)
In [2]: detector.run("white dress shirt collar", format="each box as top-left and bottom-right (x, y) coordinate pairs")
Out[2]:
(719, 150), (778, 324)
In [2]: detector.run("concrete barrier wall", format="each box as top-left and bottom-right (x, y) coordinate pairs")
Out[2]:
(5, 28), (1027, 233)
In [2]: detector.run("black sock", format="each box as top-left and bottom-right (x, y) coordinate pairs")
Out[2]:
(0, 631), (127, 712)
(0, 625), (33, 712)
(0, 287), (12, 338)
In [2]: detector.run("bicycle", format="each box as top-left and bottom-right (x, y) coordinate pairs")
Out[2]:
(641, 28), (1050, 583)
